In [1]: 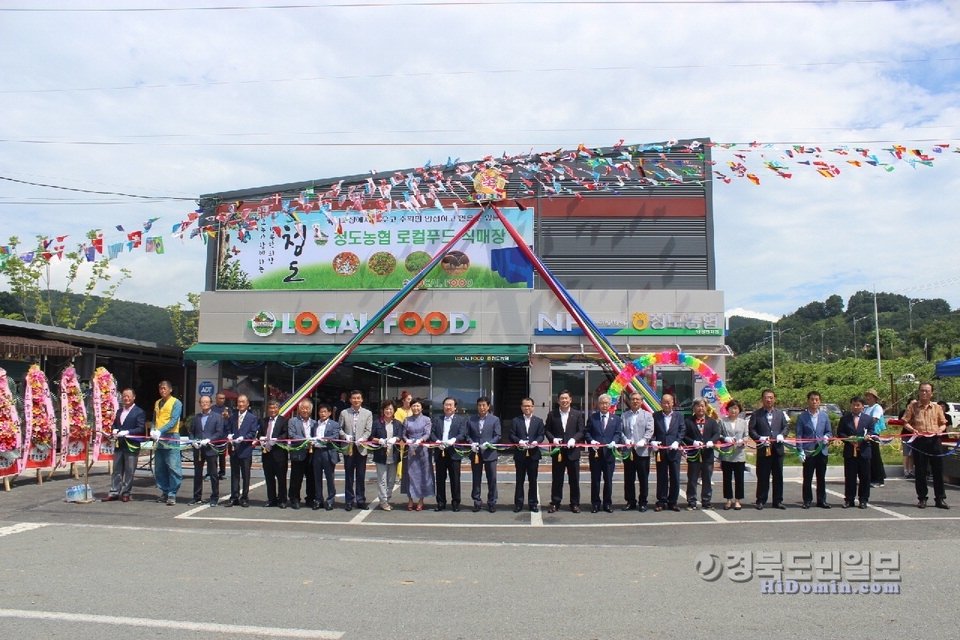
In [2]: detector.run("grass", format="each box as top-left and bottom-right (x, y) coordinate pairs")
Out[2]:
(252, 263), (525, 290)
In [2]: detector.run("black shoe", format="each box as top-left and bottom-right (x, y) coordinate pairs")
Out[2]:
(209, 500), (218, 507)
(312, 502), (322, 511)
(621, 504), (636, 511)
(531, 506), (539, 513)
(188, 499), (202, 505)
(434, 505), (447, 512)
(590, 506), (599, 513)
(488, 506), (496, 513)
(513, 506), (522, 513)
(755, 503), (764, 511)
(801, 502), (811, 509)
(291, 501), (300, 510)
(571, 506), (581, 513)
(452, 505), (461, 512)
(345, 505), (353, 512)
(918, 499), (927, 509)
(264, 502), (278, 508)
(157, 494), (168, 503)
(217, 473), (226, 480)
(325, 504), (334, 511)
(472, 505), (482, 513)
(936, 500), (950, 510)
(603, 506), (614, 513)
(638, 504), (647, 512)
(774, 503), (786, 510)
(278, 502), (287, 509)
(358, 503), (368, 510)
(547, 504), (558, 514)
(842, 501), (853, 509)
(669, 505), (681, 512)
(858, 502), (868, 509)
(223, 499), (238, 508)
(702, 503), (713, 510)
(240, 500), (249, 507)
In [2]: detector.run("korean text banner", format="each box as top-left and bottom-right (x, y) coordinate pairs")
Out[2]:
(220, 207), (534, 291)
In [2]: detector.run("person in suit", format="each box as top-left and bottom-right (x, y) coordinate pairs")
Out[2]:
(837, 396), (875, 509)
(102, 388), (146, 502)
(431, 396), (468, 512)
(223, 395), (259, 507)
(795, 390), (832, 509)
(214, 392), (232, 480)
(544, 390), (585, 513)
(187, 395), (225, 506)
(286, 399), (315, 510)
(718, 399), (749, 511)
(620, 392), (655, 512)
(311, 403), (341, 510)
(748, 388), (790, 510)
(468, 396), (501, 513)
(683, 398), (721, 510)
(260, 400), (290, 508)
(509, 397), (545, 513)
(371, 399), (404, 510)
(339, 389), (373, 510)
(652, 393), (685, 512)
(584, 393), (624, 513)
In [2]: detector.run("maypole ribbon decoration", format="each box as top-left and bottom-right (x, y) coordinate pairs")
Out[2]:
(278, 209), (485, 416)
(61, 367), (89, 465)
(608, 351), (732, 415)
(92, 367), (118, 463)
(0, 367), (23, 479)
(24, 364), (56, 470)
(489, 202), (661, 411)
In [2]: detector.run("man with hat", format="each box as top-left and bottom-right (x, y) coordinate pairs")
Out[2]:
(864, 389), (885, 488)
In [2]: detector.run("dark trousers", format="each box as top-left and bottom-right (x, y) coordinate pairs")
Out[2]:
(844, 455), (871, 503)
(913, 437), (946, 501)
(471, 458), (498, 506)
(685, 456), (714, 506)
(288, 455), (313, 503)
(655, 455), (681, 507)
(192, 452), (219, 501)
(755, 450), (784, 505)
(262, 451), (288, 505)
(343, 448), (367, 506)
(801, 453), (828, 504)
(218, 451), (227, 476)
(312, 450), (338, 505)
(550, 454), (580, 507)
(513, 455), (540, 507)
(229, 454), (252, 501)
(589, 452), (615, 508)
(622, 453), (650, 507)
(434, 449), (462, 507)
(721, 460), (745, 500)
(870, 440), (886, 483)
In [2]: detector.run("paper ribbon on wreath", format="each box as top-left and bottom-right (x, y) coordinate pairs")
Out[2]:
(61, 367), (90, 465)
(92, 367), (118, 462)
(24, 365), (56, 470)
(0, 367), (24, 479)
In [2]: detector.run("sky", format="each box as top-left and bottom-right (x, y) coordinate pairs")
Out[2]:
(1, 0), (959, 320)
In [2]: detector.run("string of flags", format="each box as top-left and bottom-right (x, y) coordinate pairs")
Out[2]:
(0, 140), (957, 272)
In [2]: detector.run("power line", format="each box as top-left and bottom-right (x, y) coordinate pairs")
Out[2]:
(0, 175), (195, 201)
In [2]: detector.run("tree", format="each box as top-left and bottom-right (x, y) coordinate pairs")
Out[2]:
(167, 293), (201, 349)
(1, 231), (130, 331)
(824, 294), (844, 317)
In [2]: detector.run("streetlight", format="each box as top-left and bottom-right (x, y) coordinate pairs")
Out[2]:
(820, 326), (836, 363)
(851, 315), (868, 359)
(796, 333), (809, 361)
(908, 298), (925, 331)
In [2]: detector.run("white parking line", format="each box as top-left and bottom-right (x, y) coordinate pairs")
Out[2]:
(822, 488), (912, 519)
(0, 608), (342, 639)
(0, 523), (47, 537)
(175, 481), (265, 519)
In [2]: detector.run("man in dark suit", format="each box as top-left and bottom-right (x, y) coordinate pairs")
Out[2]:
(188, 395), (225, 506)
(103, 388), (146, 502)
(311, 403), (341, 510)
(260, 400), (290, 508)
(509, 397), (545, 513)
(748, 388), (790, 510)
(286, 399), (316, 510)
(223, 395), (259, 507)
(837, 396), (875, 509)
(795, 390), (832, 509)
(584, 393), (624, 513)
(544, 390), (585, 513)
(468, 396), (501, 513)
(431, 397), (468, 512)
(652, 393), (685, 512)
(683, 398), (721, 510)
(214, 392), (232, 480)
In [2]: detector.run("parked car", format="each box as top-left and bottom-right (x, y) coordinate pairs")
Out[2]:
(821, 403), (842, 416)
(941, 402), (960, 427)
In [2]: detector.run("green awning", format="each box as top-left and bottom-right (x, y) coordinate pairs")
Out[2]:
(184, 342), (529, 364)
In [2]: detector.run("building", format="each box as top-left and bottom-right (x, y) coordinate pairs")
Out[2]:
(186, 139), (728, 419)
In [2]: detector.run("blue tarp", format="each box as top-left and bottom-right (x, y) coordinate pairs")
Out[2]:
(935, 356), (960, 377)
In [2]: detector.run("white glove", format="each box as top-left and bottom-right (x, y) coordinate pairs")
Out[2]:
(150, 429), (160, 441)
(378, 438), (387, 446)
(519, 439), (528, 447)
(345, 434), (354, 443)
(445, 438), (455, 446)
(553, 438), (562, 445)
(200, 439), (210, 446)
(798, 451), (806, 462)
(117, 430), (129, 438)
(470, 442), (479, 452)
(624, 439), (634, 447)
(313, 436), (323, 444)
(192, 440), (200, 449)
(234, 436), (243, 444)
(724, 436), (734, 444)
(388, 437), (398, 445)
(528, 440), (538, 449)
(670, 441), (679, 451)
(637, 438), (647, 448)
(590, 439), (599, 446)
(706, 441), (714, 449)
(566, 438), (575, 448)
(776, 434), (784, 443)
(822, 436), (830, 444)
(759, 436), (769, 443)
(607, 441), (617, 450)
(736, 438), (744, 445)
(650, 441), (660, 448)
(693, 440), (703, 448)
